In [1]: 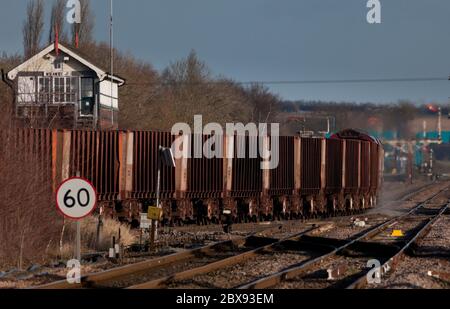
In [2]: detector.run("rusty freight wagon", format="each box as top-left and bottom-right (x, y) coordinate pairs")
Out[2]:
(130, 131), (176, 225)
(2, 127), (383, 225)
(222, 134), (264, 221)
(177, 134), (225, 223)
(325, 138), (345, 213)
(52, 130), (132, 221)
(298, 137), (326, 216)
(331, 129), (383, 212)
(267, 136), (296, 220)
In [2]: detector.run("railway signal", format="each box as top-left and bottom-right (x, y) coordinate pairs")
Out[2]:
(149, 146), (176, 250)
(56, 177), (98, 261)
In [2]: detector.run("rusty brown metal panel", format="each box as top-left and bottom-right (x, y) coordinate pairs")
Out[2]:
(300, 138), (322, 195)
(131, 131), (176, 199)
(104, 132), (111, 195)
(325, 138), (343, 194)
(95, 132), (100, 197)
(294, 137), (301, 191)
(268, 136), (294, 196)
(141, 132), (146, 196)
(344, 140), (360, 192)
(186, 134), (223, 198)
(147, 132), (151, 194)
(45, 130), (52, 185)
(82, 131), (87, 177)
(230, 135), (262, 198)
(65, 130), (120, 201)
(342, 140), (346, 188)
(86, 132), (91, 183)
(51, 130), (59, 191)
(62, 131), (71, 181)
(360, 141), (371, 193)
(379, 145), (384, 188)
(136, 132), (142, 197)
(105, 131), (110, 196)
(370, 143), (379, 192)
(357, 141), (362, 189)
(320, 138), (326, 190)
(118, 131), (125, 200)
(114, 131), (120, 197)
(262, 135), (270, 192)
(90, 131), (95, 190)
(99, 132), (105, 195)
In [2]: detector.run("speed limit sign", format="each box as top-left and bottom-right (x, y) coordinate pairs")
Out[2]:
(56, 177), (98, 220)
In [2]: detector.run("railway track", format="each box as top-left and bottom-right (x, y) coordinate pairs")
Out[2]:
(34, 182), (448, 290)
(125, 185), (450, 289)
(124, 184), (448, 289)
(236, 187), (449, 289)
(35, 222), (327, 289)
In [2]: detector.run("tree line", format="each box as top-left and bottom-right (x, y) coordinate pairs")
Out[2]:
(1, 0), (445, 135)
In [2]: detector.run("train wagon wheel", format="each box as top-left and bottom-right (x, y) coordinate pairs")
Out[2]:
(290, 197), (303, 219)
(260, 196), (274, 220)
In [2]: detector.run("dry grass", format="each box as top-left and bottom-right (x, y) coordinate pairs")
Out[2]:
(55, 216), (136, 260)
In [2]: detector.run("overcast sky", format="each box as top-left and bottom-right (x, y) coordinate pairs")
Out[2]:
(1, 0), (450, 104)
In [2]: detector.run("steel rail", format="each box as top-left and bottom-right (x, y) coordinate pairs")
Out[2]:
(34, 223), (291, 289)
(346, 203), (449, 289)
(127, 224), (330, 289)
(131, 184), (448, 289)
(237, 186), (449, 289)
(35, 183), (447, 290)
(396, 181), (437, 202)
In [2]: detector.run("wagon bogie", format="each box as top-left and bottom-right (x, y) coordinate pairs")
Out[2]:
(223, 197), (238, 219)
(289, 196), (303, 219)
(271, 195), (291, 220)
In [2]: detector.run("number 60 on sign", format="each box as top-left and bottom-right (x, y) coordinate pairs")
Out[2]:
(56, 177), (97, 220)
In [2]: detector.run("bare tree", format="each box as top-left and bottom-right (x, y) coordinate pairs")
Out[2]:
(71, 0), (95, 47)
(159, 50), (252, 127)
(23, 0), (45, 58)
(0, 74), (61, 267)
(243, 84), (281, 124)
(49, 0), (68, 45)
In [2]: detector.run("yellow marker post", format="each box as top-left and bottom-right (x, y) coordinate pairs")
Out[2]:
(391, 230), (404, 237)
(148, 206), (163, 251)
(147, 206), (163, 221)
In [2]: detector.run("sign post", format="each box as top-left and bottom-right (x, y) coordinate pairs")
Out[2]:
(56, 177), (98, 261)
(76, 221), (81, 262)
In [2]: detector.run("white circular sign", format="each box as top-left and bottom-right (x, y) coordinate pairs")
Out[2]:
(56, 177), (98, 220)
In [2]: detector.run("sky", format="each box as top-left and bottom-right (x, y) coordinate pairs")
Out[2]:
(1, 0), (450, 104)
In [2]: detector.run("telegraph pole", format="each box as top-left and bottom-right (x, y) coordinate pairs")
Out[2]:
(110, 0), (114, 128)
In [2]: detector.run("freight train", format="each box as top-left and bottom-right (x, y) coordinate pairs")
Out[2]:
(4, 128), (383, 226)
